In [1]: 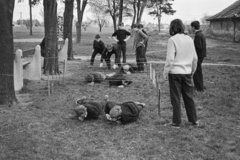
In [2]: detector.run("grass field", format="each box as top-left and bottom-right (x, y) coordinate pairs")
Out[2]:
(1, 26), (240, 160)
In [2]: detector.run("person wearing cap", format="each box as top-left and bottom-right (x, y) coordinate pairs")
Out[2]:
(132, 24), (148, 72)
(74, 96), (105, 121)
(112, 22), (131, 67)
(89, 34), (105, 67)
(104, 101), (145, 124)
(100, 44), (118, 69)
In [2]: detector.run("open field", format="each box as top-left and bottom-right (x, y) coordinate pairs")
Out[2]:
(1, 27), (240, 160)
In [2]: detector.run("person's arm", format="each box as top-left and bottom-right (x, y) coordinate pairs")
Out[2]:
(163, 38), (175, 81)
(112, 31), (119, 42)
(192, 43), (198, 75)
(124, 30), (131, 42)
(194, 34), (203, 57)
(100, 48), (107, 63)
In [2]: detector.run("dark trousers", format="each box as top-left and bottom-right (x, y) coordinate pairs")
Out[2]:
(116, 44), (127, 66)
(90, 49), (103, 65)
(169, 74), (197, 125)
(143, 41), (148, 63)
(136, 46), (145, 71)
(193, 58), (204, 91)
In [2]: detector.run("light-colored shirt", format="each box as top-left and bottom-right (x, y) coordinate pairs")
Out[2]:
(163, 34), (198, 78)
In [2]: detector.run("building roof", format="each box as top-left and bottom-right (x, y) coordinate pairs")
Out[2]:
(207, 0), (240, 21)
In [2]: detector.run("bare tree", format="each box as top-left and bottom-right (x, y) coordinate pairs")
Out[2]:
(81, 18), (93, 31)
(0, 0), (17, 105)
(89, 0), (108, 32)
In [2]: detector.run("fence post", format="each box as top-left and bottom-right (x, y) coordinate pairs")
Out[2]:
(150, 63), (152, 80)
(152, 69), (156, 88)
(156, 76), (162, 116)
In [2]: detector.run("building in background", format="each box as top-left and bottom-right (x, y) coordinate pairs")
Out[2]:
(207, 0), (240, 42)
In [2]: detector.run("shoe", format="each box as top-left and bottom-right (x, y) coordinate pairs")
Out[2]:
(192, 121), (200, 127)
(164, 122), (180, 128)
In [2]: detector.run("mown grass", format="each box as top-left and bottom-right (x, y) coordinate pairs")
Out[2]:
(1, 27), (240, 160)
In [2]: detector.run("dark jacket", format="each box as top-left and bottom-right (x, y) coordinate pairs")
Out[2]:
(194, 30), (206, 59)
(112, 29), (131, 45)
(76, 99), (103, 119)
(105, 101), (141, 124)
(93, 40), (105, 52)
(85, 73), (105, 83)
(106, 73), (132, 86)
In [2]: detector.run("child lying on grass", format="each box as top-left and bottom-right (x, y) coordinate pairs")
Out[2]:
(104, 101), (145, 124)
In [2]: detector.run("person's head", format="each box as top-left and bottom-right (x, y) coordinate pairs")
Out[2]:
(97, 72), (106, 80)
(191, 21), (200, 31)
(95, 34), (101, 41)
(118, 22), (124, 29)
(169, 19), (185, 36)
(109, 105), (122, 121)
(75, 105), (87, 121)
(138, 24), (144, 29)
(132, 23), (138, 31)
(106, 44), (113, 52)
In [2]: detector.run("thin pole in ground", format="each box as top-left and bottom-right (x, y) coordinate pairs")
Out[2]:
(48, 71), (50, 96)
(152, 69), (156, 88)
(150, 63), (152, 80)
(156, 76), (162, 116)
(63, 60), (65, 83)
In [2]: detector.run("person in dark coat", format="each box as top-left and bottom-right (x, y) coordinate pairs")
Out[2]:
(104, 101), (145, 124)
(106, 72), (132, 87)
(191, 21), (207, 92)
(138, 24), (148, 65)
(85, 72), (106, 85)
(112, 22), (131, 67)
(89, 34), (105, 67)
(75, 96), (104, 121)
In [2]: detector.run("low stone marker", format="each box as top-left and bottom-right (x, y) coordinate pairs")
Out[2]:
(14, 49), (23, 91)
(24, 45), (42, 80)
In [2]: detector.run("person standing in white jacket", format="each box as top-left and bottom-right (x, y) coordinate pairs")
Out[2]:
(163, 19), (199, 128)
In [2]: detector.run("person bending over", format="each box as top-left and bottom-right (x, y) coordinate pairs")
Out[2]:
(100, 44), (118, 69)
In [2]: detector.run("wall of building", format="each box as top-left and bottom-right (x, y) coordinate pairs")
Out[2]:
(208, 19), (240, 42)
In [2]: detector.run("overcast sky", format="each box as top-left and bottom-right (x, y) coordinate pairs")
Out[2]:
(13, 0), (237, 24)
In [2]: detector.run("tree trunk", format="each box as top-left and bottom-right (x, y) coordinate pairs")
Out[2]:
(118, 0), (123, 25)
(136, 0), (147, 24)
(43, 0), (59, 75)
(63, 0), (74, 60)
(112, 0), (117, 31)
(131, 0), (136, 26)
(112, 16), (117, 31)
(157, 6), (162, 33)
(0, 0), (17, 105)
(76, 0), (87, 44)
(29, 0), (33, 35)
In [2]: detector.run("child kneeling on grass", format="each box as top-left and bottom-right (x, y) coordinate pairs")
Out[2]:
(104, 101), (145, 124)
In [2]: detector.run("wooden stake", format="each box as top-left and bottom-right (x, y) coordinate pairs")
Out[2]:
(156, 76), (162, 116)
(152, 69), (156, 88)
(150, 63), (152, 80)
(63, 60), (65, 83)
(47, 71), (50, 96)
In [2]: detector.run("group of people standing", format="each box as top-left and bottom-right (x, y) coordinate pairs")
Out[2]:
(86, 19), (206, 128)
(89, 22), (149, 72)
